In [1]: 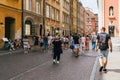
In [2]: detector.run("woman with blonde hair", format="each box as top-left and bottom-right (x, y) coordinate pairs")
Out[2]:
(52, 36), (63, 64)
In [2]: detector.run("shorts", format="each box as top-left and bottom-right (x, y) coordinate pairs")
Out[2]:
(44, 42), (48, 47)
(98, 49), (109, 59)
(74, 44), (79, 49)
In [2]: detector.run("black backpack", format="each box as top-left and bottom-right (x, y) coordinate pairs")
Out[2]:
(98, 33), (108, 50)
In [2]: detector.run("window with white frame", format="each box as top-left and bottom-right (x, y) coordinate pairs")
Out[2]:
(51, 7), (55, 20)
(36, 2), (40, 14)
(109, 6), (114, 16)
(26, 0), (32, 11)
(56, 10), (59, 21)
(25, 24), (31, 35)
(46, 4), (50, 18)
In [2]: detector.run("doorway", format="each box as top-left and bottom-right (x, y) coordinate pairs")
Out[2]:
(5, 17), (15, 40)
(108, 26), (115, 37)
(40, 24), (43, 36)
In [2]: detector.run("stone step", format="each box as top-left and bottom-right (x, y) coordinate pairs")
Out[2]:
(111, 37), (120, 43)
(111, 37), (120, 51)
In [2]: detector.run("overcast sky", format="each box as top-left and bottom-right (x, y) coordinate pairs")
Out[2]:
(79, 0), (98, 14)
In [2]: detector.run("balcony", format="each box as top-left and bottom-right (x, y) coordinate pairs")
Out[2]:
(109, 15), (115, 19)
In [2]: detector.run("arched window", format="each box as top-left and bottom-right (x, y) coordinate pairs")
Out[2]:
(26, 0), (32, 11)
(36, 2), (40, 14)
(109, 6), (114, 16)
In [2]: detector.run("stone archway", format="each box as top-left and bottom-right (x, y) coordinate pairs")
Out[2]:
(5, 17), (15, 40)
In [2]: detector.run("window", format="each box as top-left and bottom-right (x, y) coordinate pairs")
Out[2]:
(56, 0), (60, 3)
(63, 0), (70, 11)
(25, 24), (31, 35)
(56, 10), (59, 21)
(109, 6), (114, 16)
(51, 7), (55, 20)
(36, 2), (40, 14)
(87, 13), (89, 16)
(46, 5), (50, 18)
(26, 0), (32, 11)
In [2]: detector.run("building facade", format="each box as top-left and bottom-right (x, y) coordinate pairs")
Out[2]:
(77, 2), (81, 34)
(44, 0), (60, 36)
(23, 0), (43, 44)
(98, 0), (120, 37)
(84, 8), (97, 35)
(70, 0), (73, 35)
(72, 0), (78, 33)
(79, 2), (85, 35)
(24, 0), (43, 36)
(92, 14), (98, 34)
(0, 0), (22, 48)
(61, 0), (70, 36)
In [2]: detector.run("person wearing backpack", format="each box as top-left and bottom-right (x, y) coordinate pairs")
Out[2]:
(96, 27), (112, 73)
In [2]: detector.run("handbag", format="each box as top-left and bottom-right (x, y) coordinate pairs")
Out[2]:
(70, 44), (74, 49)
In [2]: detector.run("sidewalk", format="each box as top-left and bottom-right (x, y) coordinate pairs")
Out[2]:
(102, 51), (120, 80)
(95, 51), (120, 80)
(0, 46), (47, 56)
(0, 48), (24, 56)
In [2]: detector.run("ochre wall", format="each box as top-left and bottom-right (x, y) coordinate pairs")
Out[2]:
(0, 6), (21, 48)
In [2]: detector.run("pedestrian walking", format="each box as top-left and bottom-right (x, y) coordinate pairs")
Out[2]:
(91, 32), (97, 50)
(23, 36), (30, 53)
(64, 36), (69, 49)
(43, 35), (48, 51)
(85, 35), (89, 51)
(81, 34), (85, 53)
(48, 34), (53, 48)
(96, 27), (112, 73)
(34, 35), (39, 46)
(73, 33), (80, 57)
(52, 36), (63, 64)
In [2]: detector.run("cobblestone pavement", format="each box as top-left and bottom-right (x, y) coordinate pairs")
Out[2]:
(0, 48), (97, 80)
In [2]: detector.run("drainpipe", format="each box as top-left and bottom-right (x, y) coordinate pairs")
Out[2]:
(43, 0), (46, 36)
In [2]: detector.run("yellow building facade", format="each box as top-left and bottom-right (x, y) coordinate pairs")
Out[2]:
(0, 0), (22, 48)
(72, 0), (77, 33)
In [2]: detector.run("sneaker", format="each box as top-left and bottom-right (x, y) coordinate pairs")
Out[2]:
(75, 54), (79, 57)
(99, 66), (103, 72)
(103, 69), (107, 73)
(56, 61), (59, 64)
(53, 60), (56, 64)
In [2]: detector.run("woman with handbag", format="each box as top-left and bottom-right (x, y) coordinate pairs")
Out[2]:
(52, 36), (63, 64)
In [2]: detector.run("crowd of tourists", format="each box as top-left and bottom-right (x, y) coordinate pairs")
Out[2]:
(3, 27), (113, 73)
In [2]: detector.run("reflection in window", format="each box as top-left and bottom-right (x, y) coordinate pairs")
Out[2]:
(109, 6), (114, 16)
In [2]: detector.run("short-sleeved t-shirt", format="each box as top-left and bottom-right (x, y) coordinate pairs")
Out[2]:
(73, 35), (79, 44)
(97, 32), (111, 49)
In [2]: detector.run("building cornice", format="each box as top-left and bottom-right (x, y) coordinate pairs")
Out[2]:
(0, 3), (21, 12)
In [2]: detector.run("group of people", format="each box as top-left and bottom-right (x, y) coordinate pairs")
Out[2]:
(52, 27), (113, 74)
(22, 27), (112, 73)
(4, 38), (22, 51)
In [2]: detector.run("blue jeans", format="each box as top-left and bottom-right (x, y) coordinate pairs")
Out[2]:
(92, 42), (96, 49)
